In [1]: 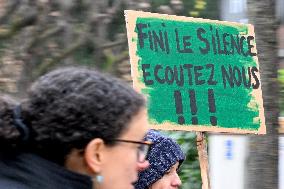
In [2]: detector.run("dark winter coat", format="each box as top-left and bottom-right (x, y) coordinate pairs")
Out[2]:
(0, 153), (93, 189)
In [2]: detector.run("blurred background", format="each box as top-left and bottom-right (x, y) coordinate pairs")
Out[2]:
(0, 0), (282, 189)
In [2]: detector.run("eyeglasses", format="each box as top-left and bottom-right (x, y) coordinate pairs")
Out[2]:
(108, 139), (153, 163)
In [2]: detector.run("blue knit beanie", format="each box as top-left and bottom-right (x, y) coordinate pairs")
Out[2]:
(134, 130), (185, 189)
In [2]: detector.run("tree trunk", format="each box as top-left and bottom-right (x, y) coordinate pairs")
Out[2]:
(246, 0), (279, 189)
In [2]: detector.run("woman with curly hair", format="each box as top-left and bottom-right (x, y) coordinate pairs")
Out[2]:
(0, 67), (152, 189)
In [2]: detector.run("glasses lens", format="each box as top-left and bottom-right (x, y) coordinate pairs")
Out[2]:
(108, 138), (152, 163)
(137, 144), (150, 162)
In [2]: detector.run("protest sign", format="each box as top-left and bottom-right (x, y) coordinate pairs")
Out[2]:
(125, 10), (266, 134)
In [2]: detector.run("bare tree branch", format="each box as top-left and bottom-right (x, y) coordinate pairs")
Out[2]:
(0, 0), (21, 25)
(34, 36), (89, 77)
(0, 13), (37, 40)
(97, 39), (127, 50)
(27, 25), (65, 51)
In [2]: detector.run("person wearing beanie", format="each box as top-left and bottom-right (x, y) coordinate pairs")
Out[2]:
(135, 130), (185, 189)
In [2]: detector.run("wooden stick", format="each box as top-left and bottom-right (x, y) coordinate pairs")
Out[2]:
(196, 132), (211, 189)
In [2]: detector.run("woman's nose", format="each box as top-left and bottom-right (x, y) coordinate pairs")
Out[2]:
(171, 173), (182, 187)
(137, 160), (150, 171)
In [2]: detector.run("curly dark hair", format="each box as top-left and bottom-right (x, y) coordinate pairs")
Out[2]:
(0, 67), (145, 165)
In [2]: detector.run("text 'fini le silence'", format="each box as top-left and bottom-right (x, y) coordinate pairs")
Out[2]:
(136, 22), (260, 126)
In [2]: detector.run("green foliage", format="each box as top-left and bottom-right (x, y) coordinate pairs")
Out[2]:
(278, 69), (284, 116)
(150, 0), (171, 10)
(74, 42), (96, 66)
(149, 0), (219, 19)
(108, 3), (127, 41)
(183, 0), (219, 19)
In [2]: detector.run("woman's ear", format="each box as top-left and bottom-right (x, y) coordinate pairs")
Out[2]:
(84, 138), (105, 174)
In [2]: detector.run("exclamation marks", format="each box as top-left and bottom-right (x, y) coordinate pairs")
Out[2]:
(174, 91), (185, 124)
(174, 89), (217, 126)
(208, 89), (217, 126)
(189, 90), (198, 124)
